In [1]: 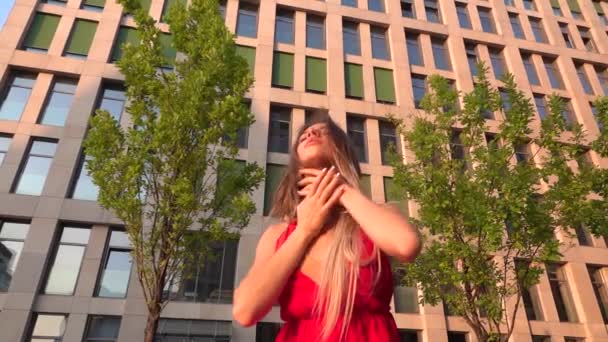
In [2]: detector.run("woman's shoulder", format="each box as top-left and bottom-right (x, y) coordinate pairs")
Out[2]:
(259, 219), (294, 252)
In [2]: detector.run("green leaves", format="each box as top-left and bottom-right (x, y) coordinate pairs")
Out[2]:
(391, 62), (608, 341)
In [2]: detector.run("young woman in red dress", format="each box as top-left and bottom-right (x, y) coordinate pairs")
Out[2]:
(233, 112), (421, 341)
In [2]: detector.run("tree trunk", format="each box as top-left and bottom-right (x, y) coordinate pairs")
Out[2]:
(144, 308), (160, 342)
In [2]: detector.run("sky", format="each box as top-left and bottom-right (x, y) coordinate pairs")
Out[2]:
(0, 0), (15, 32)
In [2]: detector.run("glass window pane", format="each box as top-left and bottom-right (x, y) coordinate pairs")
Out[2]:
(263, 164), (285, 216)
(371, 27), (390, 60)
(401, 0), (415, 17)
(0, 222), (30, 240)
(479, 8), (496, 33)
(86, 316), (121, 339)
(431, 38), (451, 71)
(0, 73), (37, 121)
(72, 155), (99, 201)
(510, 14), (525, 39)
(275, 9), (294, 44)
(490, 48), (506, 79)
(522, 54), (540, 85)
(412, 75), (426, 108)
(456, 3), (471, 28)
(98, 250), (132, 298)
(40, 80), (77, 126)
(237, 3), (258, 38)
(306, 15), (325, 49)
(61, 227), (91, 244)
(44, 245), (86, 295)
(268, 106), (291, 153)
(406, 33), (423, 66)
(109, 231), (131, 248)
(347, 116), (367, 163)
(0, 241), (25, 291)
(369, 0), (384, 12)
(15, 155), (53, 196)
(99, 85), (126, 121)
(32, 314), (66, 338)
(544, 58), (564, 89)
(343, 22), (361, 56)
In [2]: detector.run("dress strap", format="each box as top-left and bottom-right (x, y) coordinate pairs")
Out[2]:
(275, 219), (298, 252)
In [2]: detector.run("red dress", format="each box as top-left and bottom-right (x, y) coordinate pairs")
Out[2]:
(274, 220), (399, 342)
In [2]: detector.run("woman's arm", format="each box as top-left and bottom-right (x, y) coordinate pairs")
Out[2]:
(339, 185), (421, 262)
(232, 222), (315, 327)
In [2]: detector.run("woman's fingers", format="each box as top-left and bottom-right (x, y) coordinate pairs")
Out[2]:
(319, 172), (342, 203)
(322, 185), (345, 211)
(316, 167), (337, 196)
(298, 168), (322, 178)
(309, 167), (327, 195)
(297, 177), (316, 188)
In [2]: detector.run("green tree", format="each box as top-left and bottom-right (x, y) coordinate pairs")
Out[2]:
(391, 64), (608, 341)
(83, 0), (264, 341)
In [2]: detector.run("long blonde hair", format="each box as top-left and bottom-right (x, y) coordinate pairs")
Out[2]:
(270, 111), (382, 341)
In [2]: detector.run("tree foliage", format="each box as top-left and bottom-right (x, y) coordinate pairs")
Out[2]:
(83, 0), (263, 340)
(391, 64), (608, 341)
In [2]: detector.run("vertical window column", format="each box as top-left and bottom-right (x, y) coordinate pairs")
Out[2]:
(43, 226), (91, 295)
(13, 139), (58, 196)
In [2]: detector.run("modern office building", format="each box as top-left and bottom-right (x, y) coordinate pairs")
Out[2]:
(0, 0), (608, 341)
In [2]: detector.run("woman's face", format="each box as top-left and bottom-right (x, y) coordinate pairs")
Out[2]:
(297, 123), (331, 168)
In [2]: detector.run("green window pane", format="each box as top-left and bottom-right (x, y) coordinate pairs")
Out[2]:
(111, 27), (138, 61)
(359, 174), (371, 198)
(551, 0), (561, 8)
(272, 52), (294, 88)
(23, 13), (60, 51)
(594, 1), (605, 14)
(160, 33), (177, 67)
(65, 20), (97, 57)
(567, 0), (581, 12)
(344, 63), (363, 99)
(83, 0), (105, 8)
(384, 177), (408, 215)
(374, 67), (396, 104)
(263, 164), (286, 216)
(235, 45), (256, 76)
(305, 57), (326, 93)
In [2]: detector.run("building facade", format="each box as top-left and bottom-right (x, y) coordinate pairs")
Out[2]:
(0, 0), (608, 341)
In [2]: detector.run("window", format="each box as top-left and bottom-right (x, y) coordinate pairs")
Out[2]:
(306, 57), (327, 94)
(505, 0), (515, 6)
(552, 0), (563, 15)
(489, 47), (506, 79)
(43, 0), (67, 6)
(456, 3), (472, 29)
(306, 15), (325, 49)
(111, 26), (138, 62)
(500, 89), (511, 112)
(235, 45), (256, 76)
(263, 164), (286, 216)
(431, 37), (451, 71)
(0, 135), (11, 165)
(236, 2), (258, 38)
(82, 0), (105, 11)
(164, 239), (238, 303)
(380, 121), (398, 165)
(374, 68), (396, 104)
(596, 66), (608, 95)
(522, 53), (540, 85)
(534, 94), (547, 120)
(529, 18), (548, 43)
(594, 1), (608, 25)
(156, 319), (231, 341)
(342, 0), (357, 7)
(447, 332), (468, 342)
(575, 64), (594, 95)
(574, 225), (593, 246)
(159, 33), (176, 69)
(564, 338), (584, 342)
(393, 265), (418, 313)
(543, 58), (564, 89)
(371, 26), (390, 60)
(591, 102), (603, 132)
(399, 330), (420, 342)
(561, 98), (576, 129)
(568, 0), (583, 19)
(345, 63), (364, 99)
(532, 336), (551, 342)
(479, 8), (496, 33)
(515, 143), (532, 164)
(465, 43), (478, 77)
(219, 0), (226, 19)
(0, 221), (29, 292)
(369, 0), (384, 12)
(256, 323), (282, 342)
(96, 230), (132, 298)
(401, 0), (416, 18)
(412, 74), (426, 108)
(523, 0), (537, 11)
(63, 19), (97, 58)
(0, 72), (36, 121)
(425, 0), (441, 23)
(275, 8), (294, 44)
(28, 314), (67, 342)
(560, 23), (574, 48)
(271, 52), (294, 89)
(268, 106), (291, 153)
(347, 115), (367, 163)
(97, 83), (126, 121)
(588, 266), (608, 323)
(343, 21), (361, 56)
(578, 27), (596, 52)
(450, 131), (467, 167)
(44, 226), (90, 295)
(405, 32), (423, 66)
(509, 13), (525, 39)
(22, 13), (60, 52)
(38, 78), (77, 126)
(547, 263), (578, 322)
(84, 316), (121, 342)
(70, 154), (98, 201)
(14, 139), (57, 196)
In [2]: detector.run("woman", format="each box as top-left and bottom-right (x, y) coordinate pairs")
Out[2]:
(233, 112), (421, 341)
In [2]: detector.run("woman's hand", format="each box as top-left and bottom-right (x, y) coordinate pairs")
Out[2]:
(296, 166), (345, 237)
